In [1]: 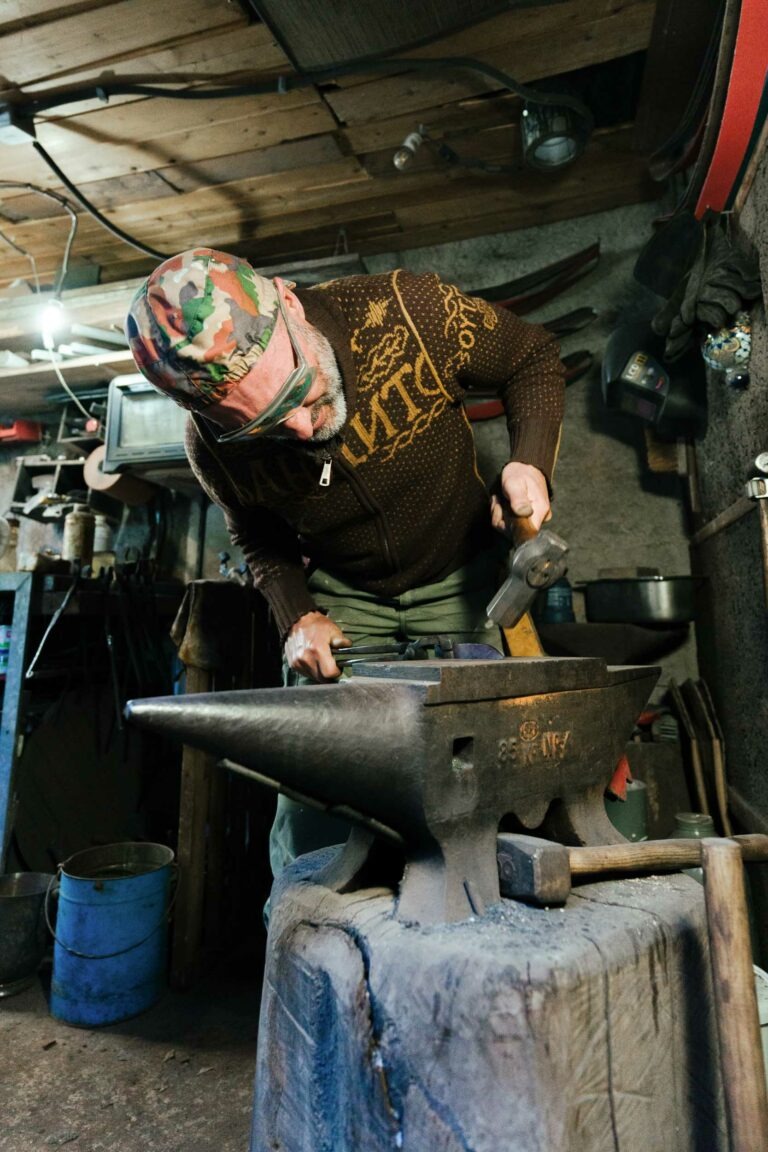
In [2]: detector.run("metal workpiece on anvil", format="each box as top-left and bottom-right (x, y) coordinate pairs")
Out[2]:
(125, 657), (659, 925)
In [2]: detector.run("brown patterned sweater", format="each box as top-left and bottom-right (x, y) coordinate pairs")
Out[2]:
(185, 270), (564, 638)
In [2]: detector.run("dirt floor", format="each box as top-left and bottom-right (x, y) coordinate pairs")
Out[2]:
(0, 950), (262, 1152)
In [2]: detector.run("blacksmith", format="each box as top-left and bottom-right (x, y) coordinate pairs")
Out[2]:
(126, 247), (565, 871)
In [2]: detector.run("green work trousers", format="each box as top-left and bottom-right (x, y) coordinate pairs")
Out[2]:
(268, 548), (505, 877)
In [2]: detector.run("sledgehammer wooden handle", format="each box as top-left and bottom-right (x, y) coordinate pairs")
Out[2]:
(511, 514), (539, 546)
(570, 833), (768, 875)
(702, 838), (768, 1150)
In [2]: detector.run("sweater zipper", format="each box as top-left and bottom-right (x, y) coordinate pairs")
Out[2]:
(319, 456), (332, 487)
(332, 454), (399, 575)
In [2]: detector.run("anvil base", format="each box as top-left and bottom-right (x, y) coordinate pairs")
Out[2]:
(252, 848), (728, 1152)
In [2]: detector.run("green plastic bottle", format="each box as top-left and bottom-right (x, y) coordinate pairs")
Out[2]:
(672, 811), (716, 883)
(605, 779), (649, 842)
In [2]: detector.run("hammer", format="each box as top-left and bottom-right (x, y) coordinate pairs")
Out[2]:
(497, 832), (768, 906)
(486, 516), (568, 629)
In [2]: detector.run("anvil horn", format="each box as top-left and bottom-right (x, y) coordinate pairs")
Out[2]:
(125, 682), (430, 839)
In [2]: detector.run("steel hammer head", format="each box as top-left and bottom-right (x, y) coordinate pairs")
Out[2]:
(486, 525), (569, 629)
(497, 833), (571, 906)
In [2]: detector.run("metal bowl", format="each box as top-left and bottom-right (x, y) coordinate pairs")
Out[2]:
(0, 872), (54, 996)
(583, 576), (703, 626)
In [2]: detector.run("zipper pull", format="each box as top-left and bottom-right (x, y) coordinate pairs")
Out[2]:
(319, 457), (332, 487)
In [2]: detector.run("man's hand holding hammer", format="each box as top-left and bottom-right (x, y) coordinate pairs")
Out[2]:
(490, 461), (552, 537)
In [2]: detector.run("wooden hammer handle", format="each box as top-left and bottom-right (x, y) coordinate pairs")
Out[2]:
(703, 838), (768, 1149)
(569, 833), (768, 876)
(512, 515), (539, 546)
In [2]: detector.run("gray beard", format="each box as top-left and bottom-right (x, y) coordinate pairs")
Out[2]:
(266, 323), (347, 452)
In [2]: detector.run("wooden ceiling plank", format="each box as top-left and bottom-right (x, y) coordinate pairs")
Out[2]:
(0, 145), (656, 290)
(0, 98), (336, 187)
(0, 1), (114, 37)
(324, 1), (655, 124)
(36, 86), (325, 144)
(359, 122), (522, 178)
(0, 0), (248, 86)
(0, 125), (648, 269)
(0, 169), (179, 220)
(326, 0), (645, 90)
(343, 92), (521, 153)
(159, 135), (346, 194)
(19, 22), (289, 100)
(0, 135), (345, 225)
(57, 129), (651, 259)
(0, 157), (372, 254)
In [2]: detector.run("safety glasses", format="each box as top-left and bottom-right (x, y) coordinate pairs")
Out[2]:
(210, 294), (316, 443)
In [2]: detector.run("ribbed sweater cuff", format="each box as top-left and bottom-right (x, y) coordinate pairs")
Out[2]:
(506, 418), (563, 490)
(260, 572), (320, 641)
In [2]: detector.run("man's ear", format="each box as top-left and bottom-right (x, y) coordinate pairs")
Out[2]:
(275, 276), (305, 323)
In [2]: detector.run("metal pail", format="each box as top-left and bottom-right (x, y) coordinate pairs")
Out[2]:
(0, 872), (54, 996)
(49, 842), (175, 1027)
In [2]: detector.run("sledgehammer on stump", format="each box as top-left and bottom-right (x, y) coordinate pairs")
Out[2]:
(496, 832), (768, 905)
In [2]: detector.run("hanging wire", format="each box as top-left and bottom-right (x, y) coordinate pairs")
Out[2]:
(49, 356), (93, 420)
(32, 142), (169, 260)
(0, 181), (93, 415)
(0, 227), (40, 291)
(0, 181), (78, 294)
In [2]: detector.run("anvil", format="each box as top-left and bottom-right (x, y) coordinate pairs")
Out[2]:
(126, 657), (658, 925)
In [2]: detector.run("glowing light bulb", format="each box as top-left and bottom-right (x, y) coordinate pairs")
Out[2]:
(39, 298), (66, 350)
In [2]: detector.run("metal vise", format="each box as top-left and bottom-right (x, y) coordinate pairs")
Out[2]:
(126, 657), (658, 925)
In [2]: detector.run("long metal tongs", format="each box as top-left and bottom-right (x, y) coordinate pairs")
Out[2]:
(333, 637), (504, 666)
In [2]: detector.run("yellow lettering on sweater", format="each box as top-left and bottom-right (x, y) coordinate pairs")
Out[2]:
(348, 392), (398, 454)
(343, 351), (445, 465)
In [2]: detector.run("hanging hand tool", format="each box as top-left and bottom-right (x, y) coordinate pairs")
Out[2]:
(24, 563), (81, 680)
(486, 516), (568, 629)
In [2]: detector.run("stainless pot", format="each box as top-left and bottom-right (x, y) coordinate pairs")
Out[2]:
(582, 576), (703, 626)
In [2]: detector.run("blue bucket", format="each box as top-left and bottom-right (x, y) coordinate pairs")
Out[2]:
(49, 842), (175, 1027)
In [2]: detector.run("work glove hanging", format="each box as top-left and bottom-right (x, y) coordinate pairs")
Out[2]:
(652, 219), (762, 361)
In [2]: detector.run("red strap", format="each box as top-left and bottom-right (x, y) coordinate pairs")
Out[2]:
(695, 0), (768, 217)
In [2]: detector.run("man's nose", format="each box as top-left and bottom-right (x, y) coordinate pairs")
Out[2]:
(281, 406), (314, 439)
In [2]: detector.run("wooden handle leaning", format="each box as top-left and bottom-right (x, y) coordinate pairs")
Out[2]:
(702, 838), (768, 1150)
(569, 834), (768, 876)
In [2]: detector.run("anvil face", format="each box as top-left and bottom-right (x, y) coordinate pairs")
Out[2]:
(126, 657), (658, 925)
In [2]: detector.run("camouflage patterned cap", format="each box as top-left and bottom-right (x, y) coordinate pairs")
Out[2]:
(125, 248), (280, 410)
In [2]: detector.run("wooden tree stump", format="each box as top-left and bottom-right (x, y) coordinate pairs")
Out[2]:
(252, 851), (729, 1152)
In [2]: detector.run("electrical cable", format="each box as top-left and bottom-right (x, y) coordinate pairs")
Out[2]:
(49, 356), (94, 420)
(32, 141), (169, 259)
(21, 55), (592, 123)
